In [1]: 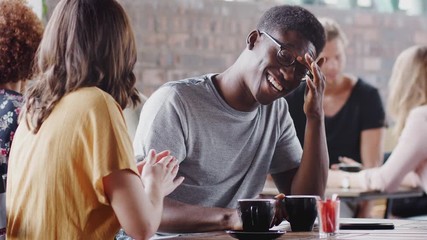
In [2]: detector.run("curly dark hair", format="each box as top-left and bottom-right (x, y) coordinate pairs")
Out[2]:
(257, 5), (325, 57)
(0, 0), (44, 84)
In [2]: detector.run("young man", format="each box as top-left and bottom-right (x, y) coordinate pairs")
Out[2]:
(134, 5), (328, 233)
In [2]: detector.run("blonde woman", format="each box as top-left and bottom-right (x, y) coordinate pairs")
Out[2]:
(328, 45), (427, 216)
(286, 17), (385, 171)
(6, 0), (183, 239)
(286, 17), (386, 217)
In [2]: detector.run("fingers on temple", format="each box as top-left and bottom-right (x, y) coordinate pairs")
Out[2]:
(317, 57), (326, 67)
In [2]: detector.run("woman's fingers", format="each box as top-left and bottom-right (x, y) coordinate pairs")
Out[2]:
(136, 160), (146, 174)
(171, 161), (179, 175)
(339, 156), (362, 166)
(173, 176), (185, 187)
(330, 163), (340, 170)
(155, 155), (181, 180)
(146, 149), (157, 165)
(155, 150), (171, 162)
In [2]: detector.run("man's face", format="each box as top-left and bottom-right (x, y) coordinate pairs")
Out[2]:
(248, 30), (316, 105)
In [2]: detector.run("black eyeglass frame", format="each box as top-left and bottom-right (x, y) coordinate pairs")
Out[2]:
(259, 31), (313, 80)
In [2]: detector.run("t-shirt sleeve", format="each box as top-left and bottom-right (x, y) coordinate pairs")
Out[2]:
(133, 86), (187, 163)
(83, 94), (138, 205)
(359, 85), (386, 130)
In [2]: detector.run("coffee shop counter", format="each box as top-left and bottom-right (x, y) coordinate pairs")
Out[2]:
(154, 218), (427, 239)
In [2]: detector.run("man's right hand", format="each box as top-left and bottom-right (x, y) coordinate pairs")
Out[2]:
(272, 193), (287, 226)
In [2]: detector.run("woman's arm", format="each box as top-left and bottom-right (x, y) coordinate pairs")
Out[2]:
(344, 108), (425, 192)
(103, 150), (184, 240)
(365, 109), (425, 192)
(360, 127), (385, 168)
(103, 170), (160, 240)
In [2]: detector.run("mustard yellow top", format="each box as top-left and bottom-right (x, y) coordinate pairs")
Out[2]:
(6, 87), (138, 239)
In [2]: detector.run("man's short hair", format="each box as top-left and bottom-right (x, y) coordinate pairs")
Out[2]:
(257, 5), (325, 56)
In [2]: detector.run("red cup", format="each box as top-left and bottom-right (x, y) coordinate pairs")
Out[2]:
(317, 198), (340, 237)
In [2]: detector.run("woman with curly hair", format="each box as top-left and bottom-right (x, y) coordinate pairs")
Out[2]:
(0, 0), (44, 236)
(0, 0), (43, 175)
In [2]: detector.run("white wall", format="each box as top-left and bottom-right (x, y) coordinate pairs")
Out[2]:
(27, 0), (43, 19)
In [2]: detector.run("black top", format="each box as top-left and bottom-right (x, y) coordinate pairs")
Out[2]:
(285, 79), (386, 166)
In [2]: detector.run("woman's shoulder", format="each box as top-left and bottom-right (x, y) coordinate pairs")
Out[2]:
(61, 87), (121, 116)
(354, 78), (379, 92)
(402, 106), (427, 142)
(0, 88), (23, 109)
(66, 87), (114, 103)
(409, 105), (427, 119)
(0, 88), (23, 100)
(350, 78), (382, 103)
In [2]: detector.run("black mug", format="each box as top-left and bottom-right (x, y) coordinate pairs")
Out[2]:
(282, 195), (319, 232)
(238, 199), (275, 232)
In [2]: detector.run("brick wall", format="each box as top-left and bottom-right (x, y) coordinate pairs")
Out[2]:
(45, 0), (427, 101)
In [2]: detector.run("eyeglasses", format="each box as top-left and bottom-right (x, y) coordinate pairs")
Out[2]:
(260, 31), (313, 79)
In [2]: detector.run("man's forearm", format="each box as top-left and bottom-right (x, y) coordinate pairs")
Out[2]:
(158, 197), (241, 233)
(292, 118), (329, 196)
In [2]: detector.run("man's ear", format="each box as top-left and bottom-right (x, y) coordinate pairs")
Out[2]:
(246, 30), (260, 50)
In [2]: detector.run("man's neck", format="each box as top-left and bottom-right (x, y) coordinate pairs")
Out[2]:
(213, 69), (258, 112)
(325, 75), (354, 96)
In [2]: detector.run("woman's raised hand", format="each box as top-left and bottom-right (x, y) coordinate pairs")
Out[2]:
(139, 149), (184, 196)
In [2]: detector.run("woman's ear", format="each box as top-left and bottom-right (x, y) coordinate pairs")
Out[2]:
(246, 30), (259, 50)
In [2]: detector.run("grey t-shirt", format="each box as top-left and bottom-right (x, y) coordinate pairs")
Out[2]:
(133, 74), (302, 208)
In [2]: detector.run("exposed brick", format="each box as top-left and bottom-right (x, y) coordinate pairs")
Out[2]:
(142, 69), (166, 87)
(45, 0), (427, 104)
(414, 32), (427, 44)
(363, 57), (382, 72)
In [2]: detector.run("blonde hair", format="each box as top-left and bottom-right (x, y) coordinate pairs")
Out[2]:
(387, 45), (427, 137)
(23, 0), (140, 133)
(318, 17), (348, 46)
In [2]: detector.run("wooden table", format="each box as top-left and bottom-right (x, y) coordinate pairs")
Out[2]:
(325, 187), (424, 201)
(326, 187), (424, 218)
(261, 186), (424, 218)
(156, 218), (427, 239)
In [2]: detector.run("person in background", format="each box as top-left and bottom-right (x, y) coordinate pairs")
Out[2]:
(328, 45), (427, 218)
(0, 0), (43, 236)
(285, 17), (386, 217)
(286, 17), (385, 172)
(0, 0), (43, 178)
(134, 5), (328, 234)
(6, 0), (183, 239)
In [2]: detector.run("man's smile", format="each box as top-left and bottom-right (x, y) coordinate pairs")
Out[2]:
(266, 73), (284, 92)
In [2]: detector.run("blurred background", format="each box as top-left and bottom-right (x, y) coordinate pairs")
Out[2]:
(29, 0), (427, 106)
